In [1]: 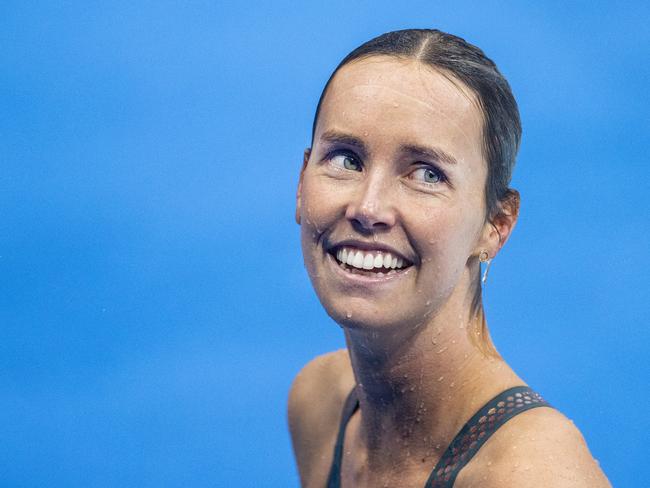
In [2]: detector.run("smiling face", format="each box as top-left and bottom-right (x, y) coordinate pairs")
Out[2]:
(298, 56), (501, 332)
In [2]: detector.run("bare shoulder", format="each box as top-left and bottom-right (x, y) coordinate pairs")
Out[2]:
(287, 349), (355, 487)
(457, 406), (611, 487)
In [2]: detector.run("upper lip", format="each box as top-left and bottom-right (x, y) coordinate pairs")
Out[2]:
(326, 239), (414, 265)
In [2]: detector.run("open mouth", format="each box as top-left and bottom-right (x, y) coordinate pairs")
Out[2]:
(329, 246), (413, 277)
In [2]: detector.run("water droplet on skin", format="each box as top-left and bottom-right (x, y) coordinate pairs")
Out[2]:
(436, 346), (448, 354)
(449, 382), (455, 388)
(437, 376), (444, 382)
(346, 312), (352, 319)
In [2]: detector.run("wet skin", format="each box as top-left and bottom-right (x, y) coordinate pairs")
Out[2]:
(295, 56), (519, 482)
(297, 56), (503, 339)
(290, 56), (611, 487)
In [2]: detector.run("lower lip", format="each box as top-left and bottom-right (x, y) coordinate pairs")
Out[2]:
(326, 252), (412, 284)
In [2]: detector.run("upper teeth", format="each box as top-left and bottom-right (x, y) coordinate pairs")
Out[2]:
(335, 247), (405, 270)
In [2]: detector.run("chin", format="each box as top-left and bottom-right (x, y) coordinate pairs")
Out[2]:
(318, 294), (427, 333)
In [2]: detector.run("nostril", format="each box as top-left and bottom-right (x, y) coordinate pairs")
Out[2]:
(350, 217), (389, 233)
(345, 192), (396, 229)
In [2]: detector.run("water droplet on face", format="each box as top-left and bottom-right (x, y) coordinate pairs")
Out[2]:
(346, 312), (352, 319)
(437, 376), (444, 382)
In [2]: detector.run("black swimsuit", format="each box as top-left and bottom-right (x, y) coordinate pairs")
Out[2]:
(326, 385), (551, 487)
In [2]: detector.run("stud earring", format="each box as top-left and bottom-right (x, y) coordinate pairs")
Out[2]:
(479, 250), (492, 284)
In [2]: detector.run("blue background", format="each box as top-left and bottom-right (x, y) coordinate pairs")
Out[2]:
(2, 1), (648, 486)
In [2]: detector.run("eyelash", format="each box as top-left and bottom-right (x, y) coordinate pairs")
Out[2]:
(324, 149), (448, 187)
(409, 165), (448, 185)
(325, 149), (362, 172)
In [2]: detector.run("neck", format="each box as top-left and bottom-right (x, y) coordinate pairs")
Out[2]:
(342, 306), (522, 473)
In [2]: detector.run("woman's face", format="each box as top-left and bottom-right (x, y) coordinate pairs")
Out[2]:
(297, 56), (494, 331)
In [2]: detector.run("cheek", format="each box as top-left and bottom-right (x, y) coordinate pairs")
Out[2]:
(299, 175), (338, 233)
(416, 202), (483, 267)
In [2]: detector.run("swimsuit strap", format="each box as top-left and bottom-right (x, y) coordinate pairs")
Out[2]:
(425, 385), (551, 487)
(326, 386), (360, 488)
(325, 385), (551, 488)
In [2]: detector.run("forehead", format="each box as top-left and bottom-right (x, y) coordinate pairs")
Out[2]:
(317, 56), (485, 166)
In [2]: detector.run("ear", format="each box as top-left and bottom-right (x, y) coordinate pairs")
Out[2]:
(476, 189), (520, 259)
(295, 148), (311, 225)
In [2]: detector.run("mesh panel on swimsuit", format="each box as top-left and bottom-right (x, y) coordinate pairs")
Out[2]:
(326, 385), (551, 488)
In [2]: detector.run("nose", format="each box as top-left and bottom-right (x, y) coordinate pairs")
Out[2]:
(345, 172), (396, 231)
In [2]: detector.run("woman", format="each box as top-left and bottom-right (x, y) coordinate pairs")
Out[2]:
(288, 29), (610, 487)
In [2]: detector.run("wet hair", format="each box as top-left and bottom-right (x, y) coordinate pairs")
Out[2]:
(310, 29), (522, 357)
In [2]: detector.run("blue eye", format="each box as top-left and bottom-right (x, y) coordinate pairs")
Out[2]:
(411, 167), (445, 184)
(330, 153), (362, 172)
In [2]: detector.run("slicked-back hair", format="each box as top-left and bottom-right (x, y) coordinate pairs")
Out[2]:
(310, 29), (522, 357)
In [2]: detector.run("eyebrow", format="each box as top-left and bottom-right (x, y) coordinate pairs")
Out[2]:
(319, 130), (458, 166)
(319, 130), (369, 158)
(400, 143), (458, 166)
